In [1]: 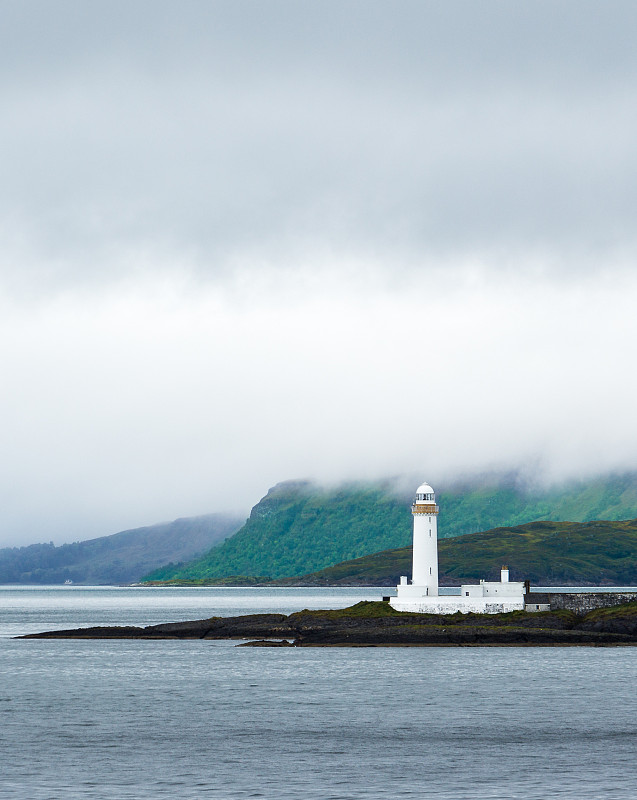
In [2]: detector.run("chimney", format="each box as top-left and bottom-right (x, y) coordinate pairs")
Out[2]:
(501, 566), (510, 583)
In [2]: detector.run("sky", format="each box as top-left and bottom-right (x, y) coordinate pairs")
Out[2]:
(1, 0), (637, 546)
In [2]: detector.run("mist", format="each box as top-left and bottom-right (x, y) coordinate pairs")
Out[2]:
(1, 1), (636, 546)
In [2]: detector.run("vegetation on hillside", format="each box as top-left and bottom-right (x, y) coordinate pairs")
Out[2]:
(144, 482), (408, 582)
(440, 518), (637, 585)
(143, 473), (637, 582)
(283, 518), (637, 586)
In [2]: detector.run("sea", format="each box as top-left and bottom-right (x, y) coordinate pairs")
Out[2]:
(1, 585), (637, 800)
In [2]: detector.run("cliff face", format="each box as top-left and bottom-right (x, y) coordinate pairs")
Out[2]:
(144, 481), (413, 581)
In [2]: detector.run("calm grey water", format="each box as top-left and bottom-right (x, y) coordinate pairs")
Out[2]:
(1, 586), (637, 799)
(0, 585), (394, 639)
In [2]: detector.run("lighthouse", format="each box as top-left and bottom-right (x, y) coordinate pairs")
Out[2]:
(410, 482), (439, 595)
(390, 481), (527, 614)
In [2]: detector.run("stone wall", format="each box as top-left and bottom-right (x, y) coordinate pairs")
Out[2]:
(525, 592), (637, 614)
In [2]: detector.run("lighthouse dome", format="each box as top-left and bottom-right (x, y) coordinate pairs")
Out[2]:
(415, 482), (435, 502)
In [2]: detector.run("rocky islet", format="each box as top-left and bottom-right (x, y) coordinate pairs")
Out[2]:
(18, 600), (637, 647)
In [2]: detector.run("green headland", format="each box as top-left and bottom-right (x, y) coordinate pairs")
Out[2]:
(143, 474), (637, 586)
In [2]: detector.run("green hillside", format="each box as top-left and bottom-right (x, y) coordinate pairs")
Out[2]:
(287, 518), (637, 586)
(0, 514), (242, 584)
(144, 481), (408, 582)
(143, 472), (637, 582)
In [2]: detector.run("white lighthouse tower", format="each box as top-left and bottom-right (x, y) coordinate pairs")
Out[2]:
(410, 482), (439, 595)
(390, 481), (527, 614)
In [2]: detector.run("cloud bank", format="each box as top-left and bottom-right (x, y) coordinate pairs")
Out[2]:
(1, 1), (636, 544)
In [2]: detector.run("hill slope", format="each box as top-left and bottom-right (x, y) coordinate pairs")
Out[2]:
(283, 518), (637, 586)
(144, 482), (408, 582)
(0, 514), (243, 584)
(143, 472), (637, 582)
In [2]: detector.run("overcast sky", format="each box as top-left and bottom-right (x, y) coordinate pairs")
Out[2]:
(1, 1), (637, 546)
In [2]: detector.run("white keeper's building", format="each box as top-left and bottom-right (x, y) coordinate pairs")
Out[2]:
(390, 482), (526, 614)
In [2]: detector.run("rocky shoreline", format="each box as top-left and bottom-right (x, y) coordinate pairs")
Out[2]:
(17, 601), (637, 647)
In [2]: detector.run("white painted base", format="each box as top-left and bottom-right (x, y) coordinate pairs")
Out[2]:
(389, 596), (525, 614)
(392, 576), (526, 614)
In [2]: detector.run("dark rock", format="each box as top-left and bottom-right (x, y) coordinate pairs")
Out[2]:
(238, 640), (295, 647)
(17, 601), (637, 646)
(20, 625), (147, 639)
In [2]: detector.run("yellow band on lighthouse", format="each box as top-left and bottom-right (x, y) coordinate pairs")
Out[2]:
(412, 503), (439, 514)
